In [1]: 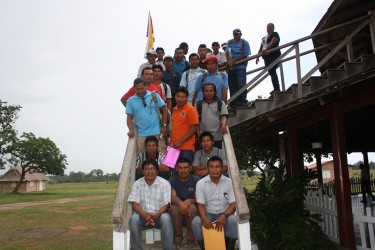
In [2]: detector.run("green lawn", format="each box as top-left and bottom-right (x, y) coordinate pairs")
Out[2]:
(0, 182), (117, 205)
(0, 182), (117, 250)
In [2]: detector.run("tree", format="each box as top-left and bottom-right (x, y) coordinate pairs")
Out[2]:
(7, 132), (67, 193)
(0, 101), (21, 169)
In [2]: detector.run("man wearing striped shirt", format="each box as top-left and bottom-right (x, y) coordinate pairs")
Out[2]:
(128, 159), (174, 250)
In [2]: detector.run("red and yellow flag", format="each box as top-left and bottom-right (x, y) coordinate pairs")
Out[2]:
(145, 12), (155, 56)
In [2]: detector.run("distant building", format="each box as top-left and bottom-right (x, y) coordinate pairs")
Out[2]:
(306, 160), (353, 184)
(0, 166), (47, 193)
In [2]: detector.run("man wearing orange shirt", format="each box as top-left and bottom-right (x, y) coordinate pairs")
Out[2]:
(120, 67), (165, 107)
(170, 86), (199, 169)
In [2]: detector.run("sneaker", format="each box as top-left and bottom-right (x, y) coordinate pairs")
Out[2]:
(184, 240), (196, 248)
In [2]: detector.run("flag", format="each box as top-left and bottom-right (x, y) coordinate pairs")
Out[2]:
(145, 12), (155, 57)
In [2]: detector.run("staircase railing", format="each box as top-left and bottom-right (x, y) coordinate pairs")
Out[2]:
(226, 12), (373, 105)
(112, 132), (137, 250)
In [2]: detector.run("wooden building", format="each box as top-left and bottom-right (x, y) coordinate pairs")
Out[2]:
(0, 166), (47, 193)
(306, 160), (353, 184)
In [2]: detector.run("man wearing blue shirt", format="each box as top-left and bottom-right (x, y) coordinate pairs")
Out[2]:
(191, 56), (228, 106)
(225, 28), (251, 108)
(126, 78), (168, 153)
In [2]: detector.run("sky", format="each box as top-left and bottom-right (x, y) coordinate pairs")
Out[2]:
(1, 0), (371, 175)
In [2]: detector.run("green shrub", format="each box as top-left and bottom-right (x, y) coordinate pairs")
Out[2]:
(246, 164), (335, 250)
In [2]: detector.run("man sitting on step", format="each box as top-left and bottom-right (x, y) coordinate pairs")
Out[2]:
(192, 156), (237, 250)
(128, 159), (174, 250)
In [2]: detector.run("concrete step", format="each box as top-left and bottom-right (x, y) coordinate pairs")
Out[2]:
(359, 54), (375, 70)
(228, 106), (256, 127)
(326, 69), (346, 84)
(254, 99), (276, 114)
(308, 76), (329, 93)
(271, 91), (295, 108)
(343, 62), (364, 78)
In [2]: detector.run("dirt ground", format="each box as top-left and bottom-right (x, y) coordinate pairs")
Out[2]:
(0, 195), (112, 211)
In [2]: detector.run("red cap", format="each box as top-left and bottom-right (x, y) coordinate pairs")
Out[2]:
(204, 56), (218, 64)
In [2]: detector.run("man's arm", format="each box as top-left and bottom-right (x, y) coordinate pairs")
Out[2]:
(192, 165), (208, 177)
(172, 124), (197, 148)
(150, 204), (170, 222)
(120, 95), (127, 107)
(197, 203), (213, 229)
(160, 106), (168, 137)
(220, 116), (228, 135)
(132, 202), (148, 222)
(215, 202), (236, 231)
(221, 88), (228, 104)
(127, 114), (135, 137)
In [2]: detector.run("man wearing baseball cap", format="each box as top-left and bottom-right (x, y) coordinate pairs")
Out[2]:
(192, 56), (228, 106)
(225, 28), (251, 108)
(207, 42), (227, 68)
(137, 49), (165, 78)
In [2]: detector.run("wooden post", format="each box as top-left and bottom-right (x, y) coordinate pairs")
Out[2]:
(329, 102), (355, 249)
(315, 152), (323, 186)
(369, 11), (375, 53)
(286, 122), (303, 176)
(295, 44), (302, 98)
(346, 36), (354, 62)
(362, 151), (369, 166)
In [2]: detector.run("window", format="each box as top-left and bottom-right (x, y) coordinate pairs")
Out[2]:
(322, 171), (331, 179)
(29, 181), (34, 187)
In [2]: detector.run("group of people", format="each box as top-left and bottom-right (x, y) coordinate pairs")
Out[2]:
(122, 24), (282, 250)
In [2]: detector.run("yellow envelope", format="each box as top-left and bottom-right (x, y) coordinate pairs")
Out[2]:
(202, 225), (226, 250)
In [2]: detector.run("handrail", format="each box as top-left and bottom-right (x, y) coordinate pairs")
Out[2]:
(223, 126), (250, 223)
(224, 13), (371, 105)
(112, 133), (137, 235)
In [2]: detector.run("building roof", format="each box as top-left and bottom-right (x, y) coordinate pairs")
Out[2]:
(0, 166), (48, 182)
(306, 160), (353, 170)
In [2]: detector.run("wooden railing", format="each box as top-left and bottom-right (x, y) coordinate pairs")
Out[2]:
(112, 133), (137, 250)
(225, 12), (374, 105)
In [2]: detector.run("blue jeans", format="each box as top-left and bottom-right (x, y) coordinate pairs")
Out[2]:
(264, 55), (280, 91)
(228, 68), (247, 105)
(191, 213), (238, 240)
(129, 213), (174, 250)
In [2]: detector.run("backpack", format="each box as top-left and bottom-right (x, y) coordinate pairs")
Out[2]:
(196, 98), (223, 121)
(228, 38), (245, 51)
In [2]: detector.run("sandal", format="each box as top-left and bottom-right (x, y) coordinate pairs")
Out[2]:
(184, 240), (196, 248)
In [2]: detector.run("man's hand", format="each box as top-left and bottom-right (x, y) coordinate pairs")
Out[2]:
(172, 140), (182, 149)
(215, 214), (226, 232)
(161, 126), (168, 138)
(201, 216), (213, 230)
(220, 126), (228, 135)
(127, 130), (135, 137)
(178, 201), (189, 216)
(145, 212), (156, 226)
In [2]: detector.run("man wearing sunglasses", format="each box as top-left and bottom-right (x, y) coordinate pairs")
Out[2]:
(126, 78), (169, 153)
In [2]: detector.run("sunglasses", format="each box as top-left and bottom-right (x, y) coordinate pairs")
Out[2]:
(142, 97), (146, 107)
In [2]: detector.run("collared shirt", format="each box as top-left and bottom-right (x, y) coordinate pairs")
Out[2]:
(170, 103), (199, 151)
(180, 67), (207, 103)
(225, 39), (251, 69)
(199, 100), (229, 141)
(196, 175), (235, 214)
(125, 91), (165, 136)
(192, 147), (228, 167)
(194, 70), (229, 103)
(173, 60), (190, 75)
(128, 176), (171, 212)
(161, 70), (182, 95)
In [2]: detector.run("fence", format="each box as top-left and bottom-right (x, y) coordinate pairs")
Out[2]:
(304, 188), (375, 250)
(310, 178), (375, 197)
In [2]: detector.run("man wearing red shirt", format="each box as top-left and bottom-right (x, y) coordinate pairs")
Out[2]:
(121, 67), (165, 107)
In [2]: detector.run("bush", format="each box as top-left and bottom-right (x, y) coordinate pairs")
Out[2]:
(246, 164), (335, 250)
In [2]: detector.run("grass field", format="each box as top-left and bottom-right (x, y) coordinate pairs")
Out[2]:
(0, 182), (117, 250)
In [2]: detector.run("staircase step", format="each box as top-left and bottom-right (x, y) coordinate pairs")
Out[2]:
(326, 69), (346, 83)
(228, 106), (256, 127)
(359, 54), (375, 70)
(343, 62), (364, 78)
(271, 91), (295, 108)
(254, 99), (276, 114)
(308, 76), (329, 92)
